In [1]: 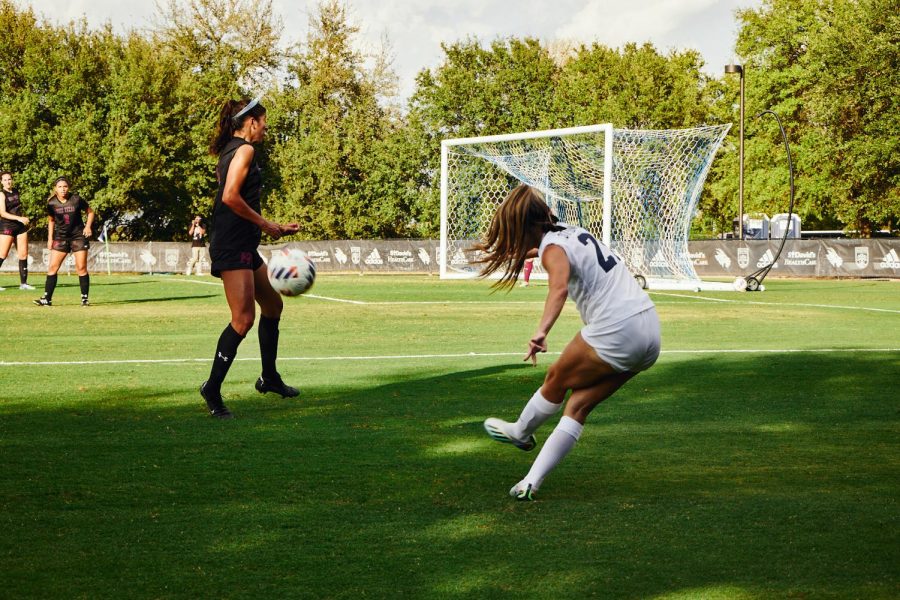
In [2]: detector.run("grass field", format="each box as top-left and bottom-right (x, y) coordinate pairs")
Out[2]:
(1, 274), (898, 599)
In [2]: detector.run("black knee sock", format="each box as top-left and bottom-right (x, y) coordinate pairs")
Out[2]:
(19, 259), (28, 284)
(79, 274), (90, 297)
(258, 316), (280, 380)
(207, 324), (246, 392)
(44, 274), (58, 299)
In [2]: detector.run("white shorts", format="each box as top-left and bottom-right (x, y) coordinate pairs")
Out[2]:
(581, 308), (661, 373)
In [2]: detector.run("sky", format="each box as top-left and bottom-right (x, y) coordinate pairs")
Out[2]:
(21, 0), (762, 101)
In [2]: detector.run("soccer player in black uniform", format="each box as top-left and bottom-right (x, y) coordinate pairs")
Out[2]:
(0, 171), (35, 291)
(200, 97), (301, 419)
(34, 177), (94, 306)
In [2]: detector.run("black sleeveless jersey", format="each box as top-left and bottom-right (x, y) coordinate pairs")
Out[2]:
(1, 188), (22, 225)
(47, 194), (90, 240)
(210, 137), (262, 251)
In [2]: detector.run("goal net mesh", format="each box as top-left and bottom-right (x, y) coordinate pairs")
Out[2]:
(441, 125), (730, 285)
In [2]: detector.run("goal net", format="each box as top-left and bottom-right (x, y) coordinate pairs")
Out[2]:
(439, 123), (731, 290)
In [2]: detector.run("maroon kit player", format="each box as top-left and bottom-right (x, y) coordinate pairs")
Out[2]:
(200, 97), (301, 419)
(34, 177), (94, 307)
(0, 171), (35, 291)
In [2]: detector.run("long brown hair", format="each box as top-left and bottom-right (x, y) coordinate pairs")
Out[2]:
(472, 184), (560, 290)
(209, 97), (267, 155)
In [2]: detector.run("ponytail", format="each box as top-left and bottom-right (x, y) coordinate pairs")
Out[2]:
(209, 97), (267, 155)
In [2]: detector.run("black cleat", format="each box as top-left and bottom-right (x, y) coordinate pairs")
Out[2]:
(81, 295), (90, 306)
(200, 381), (233, 419)
(33, 297), (51, 306)
(255, 375), (299, 398)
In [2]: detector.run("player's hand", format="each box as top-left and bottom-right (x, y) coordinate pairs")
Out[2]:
(20, 216), (29, 226)
(279, 223), (300, 236)
(524, 333), (547, 366)
(261, 220), (283, 239)
(83, 226), (92, 237)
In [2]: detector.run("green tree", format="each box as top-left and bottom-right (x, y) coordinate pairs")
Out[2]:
(734, 0), (899, 234)
(265, 0), (427, 239)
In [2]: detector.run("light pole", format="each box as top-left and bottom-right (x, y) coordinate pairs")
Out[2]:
(725, 63), (744, 240)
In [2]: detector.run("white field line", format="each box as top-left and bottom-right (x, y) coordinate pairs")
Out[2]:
(649, 291), (900, 314)
(170, 278), (899, 313)
(1, 348), (897, 367)
(170, 277), (223, 286)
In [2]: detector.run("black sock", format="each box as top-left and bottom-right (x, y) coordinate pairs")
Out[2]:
(79, 274), (90, 297)
(258, 315), (280, 380)
(44, 274), (58, 299)
(207, 324), (246, 392)
(19, 259), (27, 284)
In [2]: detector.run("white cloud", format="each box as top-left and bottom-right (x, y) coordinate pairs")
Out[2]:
(555, 0), (720, 46)
(21, 0), (761, 101)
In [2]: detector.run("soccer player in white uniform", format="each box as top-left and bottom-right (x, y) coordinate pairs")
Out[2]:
(475, 184), (660, 500)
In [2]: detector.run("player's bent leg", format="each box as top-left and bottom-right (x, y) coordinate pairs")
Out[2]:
(563, 371), (635, 424)
(541, 333), (619, 402)
(252, 264), (298, 398)
(222, 269), (257, 335)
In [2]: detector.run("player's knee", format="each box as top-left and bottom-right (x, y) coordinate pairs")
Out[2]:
(232, 315), (255, 336)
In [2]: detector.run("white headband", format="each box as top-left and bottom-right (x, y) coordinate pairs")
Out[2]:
(232, 96), (262, 122)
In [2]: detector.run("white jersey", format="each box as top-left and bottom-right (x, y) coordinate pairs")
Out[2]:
(538, 226), (655, 328)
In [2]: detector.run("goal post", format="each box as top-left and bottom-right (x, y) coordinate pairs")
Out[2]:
(439, 123), (732, 290)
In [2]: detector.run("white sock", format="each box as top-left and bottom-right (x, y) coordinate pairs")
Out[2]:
(523, 416), (583, 490)
(510, 388), (562, 439)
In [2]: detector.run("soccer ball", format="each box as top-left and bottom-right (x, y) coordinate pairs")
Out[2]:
(267, 248), (316, 296)
(732, 276), (748, 292)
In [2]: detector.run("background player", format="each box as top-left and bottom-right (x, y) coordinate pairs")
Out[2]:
(475, 184), (660, 500)
(0, 171), (35, 291)
(34, 177), (94, 306)
(200, 97), (300, 419)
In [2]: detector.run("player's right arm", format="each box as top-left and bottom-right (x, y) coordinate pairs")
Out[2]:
(46, 215), (54, 250)
(525, 244), (570, 364)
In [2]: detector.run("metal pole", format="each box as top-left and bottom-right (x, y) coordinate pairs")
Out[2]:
(739, 68), (745, 240)
(725, 63), (745, 240)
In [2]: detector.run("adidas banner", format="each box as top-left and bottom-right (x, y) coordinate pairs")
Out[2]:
(689, 239), (900, 278)
(2, 239), (897, 278)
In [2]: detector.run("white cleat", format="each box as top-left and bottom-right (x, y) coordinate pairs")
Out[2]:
(509, 481), (536, 501)
(484, 418), (536, 451)
(19, 283), (35, 290)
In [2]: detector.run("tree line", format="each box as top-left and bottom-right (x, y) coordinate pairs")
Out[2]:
(0, 0), (896, 241)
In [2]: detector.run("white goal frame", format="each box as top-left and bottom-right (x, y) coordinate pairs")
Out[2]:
(439, 123), (732, 291)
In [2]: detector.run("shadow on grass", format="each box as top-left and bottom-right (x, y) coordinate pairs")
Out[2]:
(1, 352), (897, 598)
(97, 294), (220, 305)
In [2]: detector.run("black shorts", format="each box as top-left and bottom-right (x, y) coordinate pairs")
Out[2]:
(0, 221), (26, 237)
(209, 248), (264, 278)
(52, 236), (89, 253)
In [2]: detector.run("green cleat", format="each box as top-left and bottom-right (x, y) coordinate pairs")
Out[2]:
(509, 482), (536, 501)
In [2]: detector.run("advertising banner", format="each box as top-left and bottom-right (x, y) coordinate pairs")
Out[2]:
(2, 239), (896, 278)
(689, 239), (900, 278)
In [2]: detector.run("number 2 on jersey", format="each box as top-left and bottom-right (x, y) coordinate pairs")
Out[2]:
(578, 232), (617, 272)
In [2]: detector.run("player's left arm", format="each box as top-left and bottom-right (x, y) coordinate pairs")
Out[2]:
(83, 204), (95, 237)
(525, 244), (570, 364)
